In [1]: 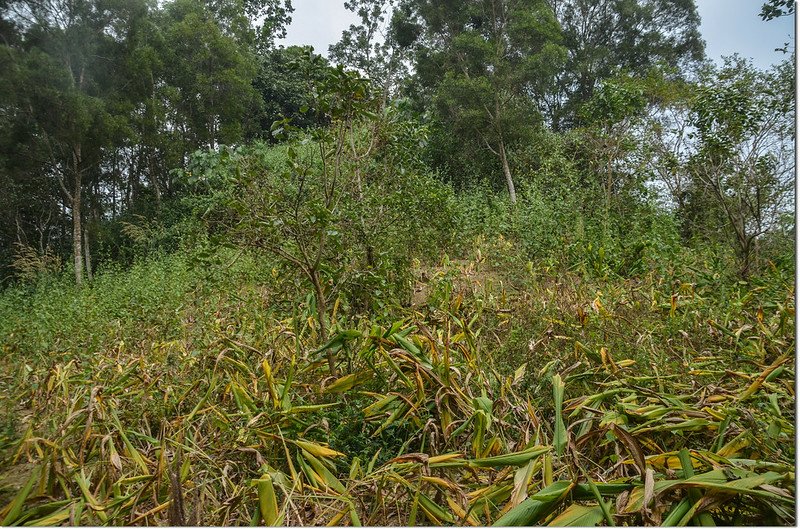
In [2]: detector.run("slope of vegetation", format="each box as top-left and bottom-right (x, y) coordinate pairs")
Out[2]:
(0, 0), (795, 526)
(0, 233), (795, 525)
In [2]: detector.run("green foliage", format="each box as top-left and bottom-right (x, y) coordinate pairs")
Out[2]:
(0, 234), (794, 525)
(685, 57), (795, 277)
(160, 0), (263, 147)
(760, 0), (796, 20)
(254, 46), (332, 135)
(329, 0), (410, 92)
(179, 67), (458, 359)
(0, 3), (796, 525)
(551, 0), (705, 128)
(396, 0), (566, 197)
(0, 0), (294, 283)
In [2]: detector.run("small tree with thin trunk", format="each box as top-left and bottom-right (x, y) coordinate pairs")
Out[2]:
(231, 60), (385, 376)
(687, 57), (794, 278)
(185, 55), (454, 376)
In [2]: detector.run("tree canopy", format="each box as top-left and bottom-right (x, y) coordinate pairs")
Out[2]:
(0, 0), (791, 286)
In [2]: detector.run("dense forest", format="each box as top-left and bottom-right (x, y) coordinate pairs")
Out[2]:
(0, 0), (795, 526)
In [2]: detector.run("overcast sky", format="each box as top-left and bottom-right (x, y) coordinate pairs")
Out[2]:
(277, 0), (795, 70)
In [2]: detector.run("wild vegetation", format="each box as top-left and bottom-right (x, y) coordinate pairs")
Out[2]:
(0, 0), (795, 526)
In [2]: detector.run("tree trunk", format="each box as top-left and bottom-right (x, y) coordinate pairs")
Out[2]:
(603, 151), (613, 238)
(310, 270), (337, 376)
(499, 140), (517, 205)
(72, 147), (84, 286)
(738, 235), (759, 280)
(72, 197), (83, 286)
(84, 226), (93, 282)
(60, 203), (66, 254)
(148, 148), (162, 210)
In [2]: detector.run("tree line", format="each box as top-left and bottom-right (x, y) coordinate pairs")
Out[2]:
(0, 0), (794, 285)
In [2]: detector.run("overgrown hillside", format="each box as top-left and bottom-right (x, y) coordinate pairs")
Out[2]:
(0, 228), (795, 525)
(0, 0), (795, 526)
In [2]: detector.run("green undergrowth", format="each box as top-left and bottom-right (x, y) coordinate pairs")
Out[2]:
(0, 240), (795, 526)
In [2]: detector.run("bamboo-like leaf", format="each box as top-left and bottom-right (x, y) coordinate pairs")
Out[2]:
(548, 504), (604, 526)
(417, 492), (454, 525)
(447, 497), (480, 526)
(0, 467), (41, 526)
(349, 503), (362, 527)
(493, 481), (574, 527)
(373, 402), (409, 435)
(324, 371), (371, 393)
(130, 500), (172, 524)
(611, 424), (646, 477)
(10, 499), (72, 527)
(301, 450), (346, 494)
(421, 475), (459, 491)
(294, 440), (345, 459)
(585, 479), (615, 526)
(677, 448), (716, 526)
(256, 475), (279, 526)
(74, 470), (107, 524)
(661, 497), (692, 526)
(506, 459), (537, 508)
(109, 410), (149, 474)
(553, 375), (567, 457)
(738, 355), (789, 401)
(363, 394), (398, 417)
(469, 445), (550, 468)
(428, 452), (465, 465)
(22, 506), (72, 527)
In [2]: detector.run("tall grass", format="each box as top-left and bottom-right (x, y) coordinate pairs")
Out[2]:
(0, 237), (793, 525)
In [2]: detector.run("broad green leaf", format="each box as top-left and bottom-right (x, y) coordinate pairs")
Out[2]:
(493, 481), (574, 526)
(548, 504), (605, 526)
(553, 375), (567, 457)
(469, 445), (551, 468)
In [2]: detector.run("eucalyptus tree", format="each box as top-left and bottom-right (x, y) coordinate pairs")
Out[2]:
(0, 56), (64, 275)
(0, 0), (145, 284)
(393, 0), (566, 202)
(119, 0), (292, 209)
(549, 0), (705, 129)
(577, 75), (648, 222)
(0, 0), (294, 283)
(159, 0), (261, 155)
(329, 0), (411, 96)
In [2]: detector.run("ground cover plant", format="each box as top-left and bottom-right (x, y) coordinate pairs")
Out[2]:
(0, 237), (794, 525)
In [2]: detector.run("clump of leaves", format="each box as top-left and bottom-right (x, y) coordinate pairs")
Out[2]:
(0, 244), (794, 526)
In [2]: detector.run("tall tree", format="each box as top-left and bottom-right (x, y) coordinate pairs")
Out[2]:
(577, 74), (648, 223)
(254, 45), (331, 137)
(0, 55), (63, 275)
(0, 0), (294, 282)
(160, 0), (261, 153)
(550, 0), (704, 129)
(329, 0), (409, 95)
(1, 0), (135, 284)
(394, 0), (566, 202)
